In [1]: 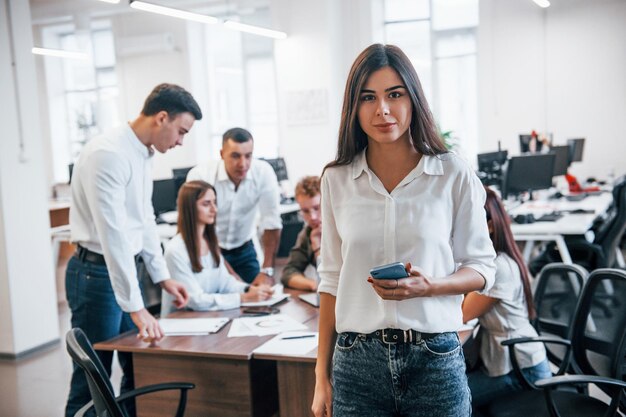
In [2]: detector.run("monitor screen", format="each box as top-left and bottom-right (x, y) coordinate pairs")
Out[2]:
(504, 153), (555, 198)
(477, 150), (508, 172)
(172, 166), (193, 196)
(567, 138), (585, 163)
(519, 133), (550, 153)
(261, 157), (289, 182)
(152, 179), (178, 215)
(549, 145), (570, 176)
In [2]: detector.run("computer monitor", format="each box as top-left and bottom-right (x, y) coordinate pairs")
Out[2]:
(477, 150), (508, 187)
(549, 145), (570, 176)
(152, 179), (178, 215)
(567, 138), (585, 163)
(261, 157), (289, 182)
(519, 134), (533, 153)
(172, 166), (193, 196)
(503, 153), (556, 199)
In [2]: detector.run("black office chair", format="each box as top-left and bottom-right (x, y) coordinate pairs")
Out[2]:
(66, 328), (194, 417)
(484, 268), (626, 417)
(532, 263), (588, 374)
(530, 175), (626, 274)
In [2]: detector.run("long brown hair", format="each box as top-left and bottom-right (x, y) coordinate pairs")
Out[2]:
(326, 44), (447, 171)
(177, 180), (220, 273)
(484, 186), (536, 319)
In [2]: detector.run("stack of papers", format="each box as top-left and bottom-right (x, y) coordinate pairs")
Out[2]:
(159, 317), (230, 336)
(228, 314), (307, 337)
(253, 331), (319, 355)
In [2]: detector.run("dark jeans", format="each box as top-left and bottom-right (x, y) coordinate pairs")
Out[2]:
(332, 332), (471, 417)
(221, 240), (260, 283)
(64, 256), (138, 417)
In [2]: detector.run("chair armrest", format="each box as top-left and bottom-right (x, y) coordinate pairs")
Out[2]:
(535, 374), (626, 390)
(501, 336), (572, 390)
(74, 382), (195, 417)
(116, 382), (195, 417)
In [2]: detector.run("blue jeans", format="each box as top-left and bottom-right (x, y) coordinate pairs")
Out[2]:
(221, 240), (260, 283)
(64, 256), (138, 417)
(332, 332), (471, 417)
(467, 359), (552, 408)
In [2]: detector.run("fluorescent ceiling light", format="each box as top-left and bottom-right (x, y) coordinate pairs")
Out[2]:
(96, 0), (120, 4)
(130, 1), (219, 24)
(532, 0), (551, 8)
(32, 47), (90, 60)
(224, 20), (287, 39)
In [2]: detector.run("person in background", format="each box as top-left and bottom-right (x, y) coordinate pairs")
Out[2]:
(187, 127), (282, 285)
(463, 186), (550, 410)
(280, 176), (322, 291)
(65, 83), (199, 417)
(312, 44), (496, 417)
(161, 181), (273, 316)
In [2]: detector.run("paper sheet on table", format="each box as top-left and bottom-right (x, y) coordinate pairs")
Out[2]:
(159, 317), (229, 336)
(241, 284), (290, 307)
(227, 314), (307, 337)
(253, 331), (319, 355)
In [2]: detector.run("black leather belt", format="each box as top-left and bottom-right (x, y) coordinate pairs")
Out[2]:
(364, 328), (439, 344)
(75, 245), (107, 265)
(75, 245), (141, 266)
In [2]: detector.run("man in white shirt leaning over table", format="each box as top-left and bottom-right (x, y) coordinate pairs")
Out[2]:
(65, 83), (201, 417)
(187, 127), (282, 285)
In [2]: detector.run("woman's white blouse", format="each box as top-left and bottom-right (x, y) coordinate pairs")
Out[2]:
(161, 234), (248, 316)
(318, 151), (496, 334)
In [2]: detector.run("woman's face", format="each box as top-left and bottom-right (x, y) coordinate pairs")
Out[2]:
(357, 66), (412, 146)
(196, 188), (217, 226)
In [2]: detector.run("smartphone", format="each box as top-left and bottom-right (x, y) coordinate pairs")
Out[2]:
(369, 262), (409, 279)
(241, 306), (279, 316)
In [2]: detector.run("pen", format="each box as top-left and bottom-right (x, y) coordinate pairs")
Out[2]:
(281, 334), (316, 340)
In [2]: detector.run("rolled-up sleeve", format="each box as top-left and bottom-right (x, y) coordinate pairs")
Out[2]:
(451, 169), (496, 292)
(256, 162), (283, 231)
(317, 172), (342, 296)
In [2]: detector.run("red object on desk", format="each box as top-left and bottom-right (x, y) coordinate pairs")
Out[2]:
(566, 173), (600, 193)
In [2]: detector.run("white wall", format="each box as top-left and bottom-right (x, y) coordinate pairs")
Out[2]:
(478, 0), (626, 181)
(0, 0), (59, 356)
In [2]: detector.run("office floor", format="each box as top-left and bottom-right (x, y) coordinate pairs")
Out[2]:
(0, 256), (620, 417)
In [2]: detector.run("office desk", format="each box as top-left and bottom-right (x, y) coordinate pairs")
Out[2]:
(509, 193), (613, 264)
(95, 290), (318, 417)
(254, 316), (476, 417)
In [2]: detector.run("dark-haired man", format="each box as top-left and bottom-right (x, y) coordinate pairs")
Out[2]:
(187, 127), (282, 285)
(65, 83), (202, 417)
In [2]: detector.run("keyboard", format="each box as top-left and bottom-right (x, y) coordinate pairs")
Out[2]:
(565, 193), (586, 202)
(536, 212), (564, 222)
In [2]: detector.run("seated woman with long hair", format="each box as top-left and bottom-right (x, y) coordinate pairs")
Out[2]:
(462, 186), (551, 408)
(161, 180), (272, 316)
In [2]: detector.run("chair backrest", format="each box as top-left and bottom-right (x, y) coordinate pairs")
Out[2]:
(570, 269), (626, 398)
(66, 328), (126, 417)
(598, 176), (626, 267)
(532, 263), (588, 368)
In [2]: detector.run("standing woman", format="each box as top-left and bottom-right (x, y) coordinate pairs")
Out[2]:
(161, 180), (272, 316)
(463, 187), (550, 408)
(312, 44), (496, 417)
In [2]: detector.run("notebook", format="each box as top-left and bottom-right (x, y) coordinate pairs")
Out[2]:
(158, 317), (230, 336)
(298, 292), (319, 307)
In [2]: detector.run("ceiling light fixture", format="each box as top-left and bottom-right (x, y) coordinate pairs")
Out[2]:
(532, 0), (550, 8)
(96, 0), (121, 4)
(31, 47), (90, 60)
(223, 20), (287, 39)
(129, 1), (219, 24)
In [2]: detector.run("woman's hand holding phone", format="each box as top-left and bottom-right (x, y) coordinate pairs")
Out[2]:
(368, 262), (434, 300)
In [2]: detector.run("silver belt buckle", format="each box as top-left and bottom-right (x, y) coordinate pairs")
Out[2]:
(382, 329), (398, 344)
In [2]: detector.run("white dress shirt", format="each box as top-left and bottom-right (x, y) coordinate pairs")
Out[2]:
(161, 234), (248, 316)
(70, 125), (169, 312)
(479, 253), (546, 376)
(186, 159), (282, 249)
(318, 151), (496, 334)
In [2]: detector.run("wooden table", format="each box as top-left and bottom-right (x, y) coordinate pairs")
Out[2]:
(95, 290), (317, 417)
(253, 315), (476, 417)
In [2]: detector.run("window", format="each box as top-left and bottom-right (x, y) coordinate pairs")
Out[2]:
(41, 20), (119, 183)
(383, 0), (478, 162)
